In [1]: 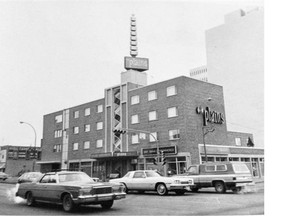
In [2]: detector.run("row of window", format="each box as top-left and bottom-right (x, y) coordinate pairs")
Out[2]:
(131, 129), (180, 144)
(53, 129), (180, 152)
(54, 104), (104, 124)
(131, 106), (178, 124)
(54, 122), (103, 138)
(53, 140), (103, 152)
(130, 85), (177, 105)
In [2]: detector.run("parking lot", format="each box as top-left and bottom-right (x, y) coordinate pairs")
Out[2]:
(0, 181), (264, 215)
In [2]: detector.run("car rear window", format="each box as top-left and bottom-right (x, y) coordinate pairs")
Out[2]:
(232, 163), (250, 173)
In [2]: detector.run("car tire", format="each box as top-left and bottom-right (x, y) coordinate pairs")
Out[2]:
(214, 181), (226, 193)
(156, 183), (168, 196)
(101, 200), (114, 209)
(232, 187), (241, 194)
(175, 190), (186, 195)
(26, 192), (36, 206)
(62, 194), (75, 212)
(192, 188), (199, 192)
(122, 183), (129, 194)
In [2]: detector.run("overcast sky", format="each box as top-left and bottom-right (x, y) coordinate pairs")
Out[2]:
(0, 0), (263, 147)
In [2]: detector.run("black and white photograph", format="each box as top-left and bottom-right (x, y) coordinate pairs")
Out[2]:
(0, 0), (269, 215)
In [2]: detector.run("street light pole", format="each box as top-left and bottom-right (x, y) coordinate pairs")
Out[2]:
(202, 126), (215, 163)
(20, 121), (37, 171)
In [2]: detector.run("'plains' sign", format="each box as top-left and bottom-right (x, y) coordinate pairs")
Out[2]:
(124, 56), (149, 71)
(196, 106), (225, 126)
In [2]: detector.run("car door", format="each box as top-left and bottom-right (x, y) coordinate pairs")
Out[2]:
(33, 174), (57, 202)
(129, 171), (146, 190)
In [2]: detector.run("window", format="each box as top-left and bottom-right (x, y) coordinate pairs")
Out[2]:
(148, 91), (157, 101)
(96, 139), (103, 148)
(216, 165), (227, 171)
(97, 104), (103, 113)
(131, 114), (139, 124)
(169, 129), (180, 140)
(54, 130), (62, 138)
(148, 111), (157, 121)
(74, 111), (79, 118)
(131, 95), (140, 105)
(84, 141), (90, 149)
(73, 143), (79, 151)
(167, 107), (178, 118)
(53, 144), (61, 152)
(84, 124), (90, 132)
(205, 165), (215, 172)
(55, 115), (63, 123)
(84, 108), (90, 116)
(167, 85), (177, 96)
(132, 134), (139, 144)
(96, 122), (103, 130)
(73, 126), (79, 134)
(133, 171), (145, 178)
(235, 138), (241, 146)
(149, 132), (158, 142)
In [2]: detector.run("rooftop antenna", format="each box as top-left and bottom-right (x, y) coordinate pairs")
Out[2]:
(130, 14), (138, 57)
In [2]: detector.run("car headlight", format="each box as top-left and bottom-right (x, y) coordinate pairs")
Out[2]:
(79, 188), (91, 196)
(174, 180), (181, 184)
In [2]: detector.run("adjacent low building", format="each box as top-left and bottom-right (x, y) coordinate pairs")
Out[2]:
(0, 145), (41, 176)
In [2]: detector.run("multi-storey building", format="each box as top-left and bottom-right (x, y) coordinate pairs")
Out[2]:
(205, 8), (264, 147)
(39, 15), (264, 180)
(190, 66), (208, 82)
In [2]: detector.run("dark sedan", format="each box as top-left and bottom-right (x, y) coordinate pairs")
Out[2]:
(16, 171), (126, 212)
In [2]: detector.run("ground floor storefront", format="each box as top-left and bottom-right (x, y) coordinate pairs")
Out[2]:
(37, 144), (264, 180)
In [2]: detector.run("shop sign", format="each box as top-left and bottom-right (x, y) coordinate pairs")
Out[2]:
(142, 146), (177, 156)
(124, 56), (149, 71)
(90, 151), (138, 159)
(90, 152), (112, 158)
(196, 106), (225, 126)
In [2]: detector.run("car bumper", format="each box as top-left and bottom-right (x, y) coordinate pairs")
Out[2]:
(169, 184), (194, 191)
(73, 192), (126, 204)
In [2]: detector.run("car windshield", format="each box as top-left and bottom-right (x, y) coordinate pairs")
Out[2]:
(145, 171), (162, 177)
(232, 163), (251, 173)
(59, 172), (94, 183)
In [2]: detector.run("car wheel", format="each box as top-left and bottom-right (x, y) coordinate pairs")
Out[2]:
(62, 194), (75, 212)
(122, 183), (129, 194)
(232, 187), (241, 194)
(214, 181), (226, 193)
(101, 200), (114, 209)
(192, 188), (199, 192)
(26, 192), (36, 206)
(175, 190), (186, 195)
(156, 183), (168, 196)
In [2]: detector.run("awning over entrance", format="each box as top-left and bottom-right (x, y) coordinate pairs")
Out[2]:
(36, 160), (61, 164)
(90, 151), (138, 160)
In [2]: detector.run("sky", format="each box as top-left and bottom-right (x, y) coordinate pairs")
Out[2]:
(0, 0), (264, 148)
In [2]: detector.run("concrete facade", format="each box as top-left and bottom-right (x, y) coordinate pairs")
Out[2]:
(205, 8), (264, 147)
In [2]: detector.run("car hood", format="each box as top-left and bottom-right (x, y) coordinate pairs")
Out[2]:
(57, 181), (112, 188)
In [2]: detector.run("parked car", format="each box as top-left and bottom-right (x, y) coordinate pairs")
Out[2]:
(175, 162), (254, 193)
(0, 172), (8, 181)
(16, 171), (126, 212)
(17, 172), (44, 184)
(109, 170), (194, 196)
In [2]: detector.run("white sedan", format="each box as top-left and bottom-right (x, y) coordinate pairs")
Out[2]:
(109, 170), (194, 196)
